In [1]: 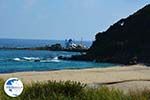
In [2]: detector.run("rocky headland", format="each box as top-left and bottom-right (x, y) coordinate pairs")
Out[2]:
(62, 4), (150, 65)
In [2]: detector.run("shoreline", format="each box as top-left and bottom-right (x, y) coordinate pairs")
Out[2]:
(0, 64), (149, 83)
(0, 64), (150, 92)
(0, 65), (117, 74)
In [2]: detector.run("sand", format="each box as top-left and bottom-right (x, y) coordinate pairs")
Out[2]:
(0, 64), (150, 92)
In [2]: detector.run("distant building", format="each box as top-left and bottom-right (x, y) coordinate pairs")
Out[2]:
(65, 38), (87, 50)
(65, 39), (76, 49)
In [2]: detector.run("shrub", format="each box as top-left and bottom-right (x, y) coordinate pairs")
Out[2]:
(0, 79), (150, 100)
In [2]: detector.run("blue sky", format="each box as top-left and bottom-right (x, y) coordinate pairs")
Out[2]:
(0, 0), (149, 41)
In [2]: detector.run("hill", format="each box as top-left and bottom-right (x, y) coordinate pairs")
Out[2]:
(69, 4), (150, 65)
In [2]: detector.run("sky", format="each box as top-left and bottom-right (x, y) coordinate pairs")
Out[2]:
(0, 0), (149, 41)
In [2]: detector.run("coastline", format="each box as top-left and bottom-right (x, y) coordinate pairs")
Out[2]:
(0, 64), (150, 92)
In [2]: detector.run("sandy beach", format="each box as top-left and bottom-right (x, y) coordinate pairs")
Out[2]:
(0, 64), (150, 92)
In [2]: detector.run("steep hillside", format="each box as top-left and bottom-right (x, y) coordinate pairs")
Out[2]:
(68, 4), (150, 65)
(87, 4), (150, 64)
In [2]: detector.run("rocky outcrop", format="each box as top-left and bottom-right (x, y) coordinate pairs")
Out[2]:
(69, 4), (150, 65)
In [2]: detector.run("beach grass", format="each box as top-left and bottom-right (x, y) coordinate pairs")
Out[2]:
(0, 79), (150, 100)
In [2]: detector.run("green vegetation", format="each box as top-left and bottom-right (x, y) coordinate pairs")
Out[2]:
(0, 79), (150, 100)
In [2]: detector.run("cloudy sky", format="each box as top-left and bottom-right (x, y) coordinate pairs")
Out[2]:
(0, 0), (149, 40)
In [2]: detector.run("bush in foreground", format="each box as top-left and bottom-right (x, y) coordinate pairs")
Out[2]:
(0, 79), (150, 100)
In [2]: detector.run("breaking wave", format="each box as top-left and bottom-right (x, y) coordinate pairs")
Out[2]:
(10, 56), (61, 63)
(13, 58), (22, 61)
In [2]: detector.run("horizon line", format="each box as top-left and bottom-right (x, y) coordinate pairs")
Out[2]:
(0, 38), (93, 42)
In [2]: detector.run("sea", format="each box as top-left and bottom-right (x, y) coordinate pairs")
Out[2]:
(0, 39), (115, 73)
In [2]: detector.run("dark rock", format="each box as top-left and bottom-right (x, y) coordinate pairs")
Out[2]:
(68, 4), (150, 65)
(50, 43), (63, 51)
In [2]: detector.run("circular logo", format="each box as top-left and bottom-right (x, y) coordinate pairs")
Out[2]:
(4, 78), (23, 97)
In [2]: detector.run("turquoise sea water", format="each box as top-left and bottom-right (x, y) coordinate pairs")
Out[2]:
(0, 50), (115, 73)
(0, 39), (115, 73)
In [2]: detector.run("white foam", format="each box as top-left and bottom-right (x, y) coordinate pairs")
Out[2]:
(51, 57), (60, 62)
(23, 57), (40, 61)
(13, 58), (21, 61)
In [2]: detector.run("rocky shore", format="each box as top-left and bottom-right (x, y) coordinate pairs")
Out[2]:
(0, 43), (88, 52)
(61, 4), (150, 65)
